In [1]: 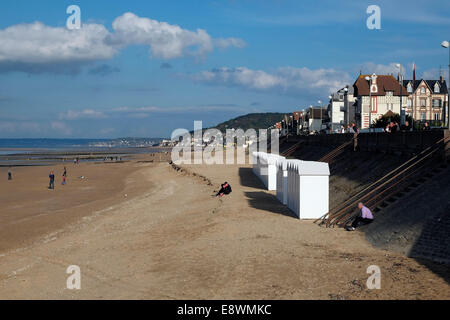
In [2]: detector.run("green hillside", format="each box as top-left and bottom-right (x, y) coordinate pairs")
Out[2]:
(211, 113), (288, 132)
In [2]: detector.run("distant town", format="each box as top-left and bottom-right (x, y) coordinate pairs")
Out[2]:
(275, 71), (448, 136)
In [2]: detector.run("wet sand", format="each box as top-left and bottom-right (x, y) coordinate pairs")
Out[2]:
(0, 157), (449, 299)
(0, 161), (147, 252)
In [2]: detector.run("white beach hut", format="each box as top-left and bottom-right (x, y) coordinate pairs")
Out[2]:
(286, 160), (330, 219)
(252, 152), (285, 191)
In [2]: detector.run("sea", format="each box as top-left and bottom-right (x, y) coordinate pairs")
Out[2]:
(0, 138), (165, 155)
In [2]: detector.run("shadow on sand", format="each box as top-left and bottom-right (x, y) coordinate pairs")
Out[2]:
(238, 167), (266, 189)
(238, 167), (297, 219)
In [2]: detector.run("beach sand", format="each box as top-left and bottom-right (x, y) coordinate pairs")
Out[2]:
(0, 157), (448, 299)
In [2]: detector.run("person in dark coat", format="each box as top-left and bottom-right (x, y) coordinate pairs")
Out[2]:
(49, 171), (55, 190)
(216, 182), (232, 197)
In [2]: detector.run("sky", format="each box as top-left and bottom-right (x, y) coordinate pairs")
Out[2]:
(0, 0), (450, 138)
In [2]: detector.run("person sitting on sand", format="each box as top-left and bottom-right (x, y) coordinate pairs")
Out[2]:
(346, 202), (373, 231)
(49, 171), (55, 190)
(8, 167), (12, 181)
(216, 182), (232, 198)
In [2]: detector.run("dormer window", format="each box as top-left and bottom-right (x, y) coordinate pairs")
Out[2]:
(421, 87), (426, 94)
(434, 82), (440, 93)
(407, 82), (413, 93)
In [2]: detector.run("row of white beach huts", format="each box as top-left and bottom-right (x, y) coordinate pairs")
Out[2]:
(251, 152), (330, 219)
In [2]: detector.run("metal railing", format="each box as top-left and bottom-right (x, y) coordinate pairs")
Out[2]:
(315, 135), (449, 227)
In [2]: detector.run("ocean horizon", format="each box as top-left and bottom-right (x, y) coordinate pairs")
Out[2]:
(0, 138), (167, 156)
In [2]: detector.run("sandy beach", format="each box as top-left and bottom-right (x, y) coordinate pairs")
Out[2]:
(0, 157), (449, 299)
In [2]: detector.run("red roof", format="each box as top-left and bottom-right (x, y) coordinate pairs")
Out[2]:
(354, 75), (408, 96)
(293, 111), (303, 121)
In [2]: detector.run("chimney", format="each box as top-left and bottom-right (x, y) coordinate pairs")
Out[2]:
(440, 75), (444, 83)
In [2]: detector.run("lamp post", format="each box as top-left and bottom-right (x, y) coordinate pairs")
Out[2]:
(344, 87), (349, 126)
(395, 64), (405, 126)
(318, 100), (324, 133)
(328, 95), (333, 132)
(441, 40), (450, 128)
(365, 76), (373, 131)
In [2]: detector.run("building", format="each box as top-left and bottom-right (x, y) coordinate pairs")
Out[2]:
(275, 122), (282, 130)
(292, 111), (305, 134)
(306, 107), (329, 132)
(328, 86), (356, 131)
(353, 74), (408, 129)
(403, 77), (448, 123)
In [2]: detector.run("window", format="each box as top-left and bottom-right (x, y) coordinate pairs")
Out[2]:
(407, 99), (412, 107)
(433, 99), (442, 107)
(434, 82), (440, 93)
(407, 83), (413, 93)
(420, 99), (426, 107)
(434, 113), (440, 121)
(387, 103), (394, 111)
(421, 112), (426, 121)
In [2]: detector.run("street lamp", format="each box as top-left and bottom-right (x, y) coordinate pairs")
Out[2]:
(365, 76), (373, 131)
(344, 87), (349, 126)
(441, 40), (450, 128)
(318, 100), (323, 132)
(328, 95), (333, 131)
(395, 63), (405, 126)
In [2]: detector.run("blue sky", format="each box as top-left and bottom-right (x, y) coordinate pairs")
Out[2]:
(1, 0), (449, 138)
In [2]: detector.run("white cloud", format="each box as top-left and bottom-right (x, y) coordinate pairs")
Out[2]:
(360, 62), (403, 76)
(0, 121), (43, 134)
(100, 127), (116, 135)
(59, 109), (106, 120)
(193, 66), (351, 95)
(215, 37), (247, 49)
(0, 22), (115, 67)
(109, 12), (214, 59)
(421, 68), (447, 81)
(0, 120), (73, 136)
(111, 105), (250, 115)
(51, 121), (72, 135)
(0, 12), (245, 73)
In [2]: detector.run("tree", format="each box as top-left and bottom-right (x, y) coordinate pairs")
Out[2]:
(372, 111), (412, 128)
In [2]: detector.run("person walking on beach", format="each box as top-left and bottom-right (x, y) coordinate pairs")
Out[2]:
(8, 167), (12, 180)
(346, 202), (374, 231)
(49, 171), (55, 190)
(61, 167), (67, 186)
